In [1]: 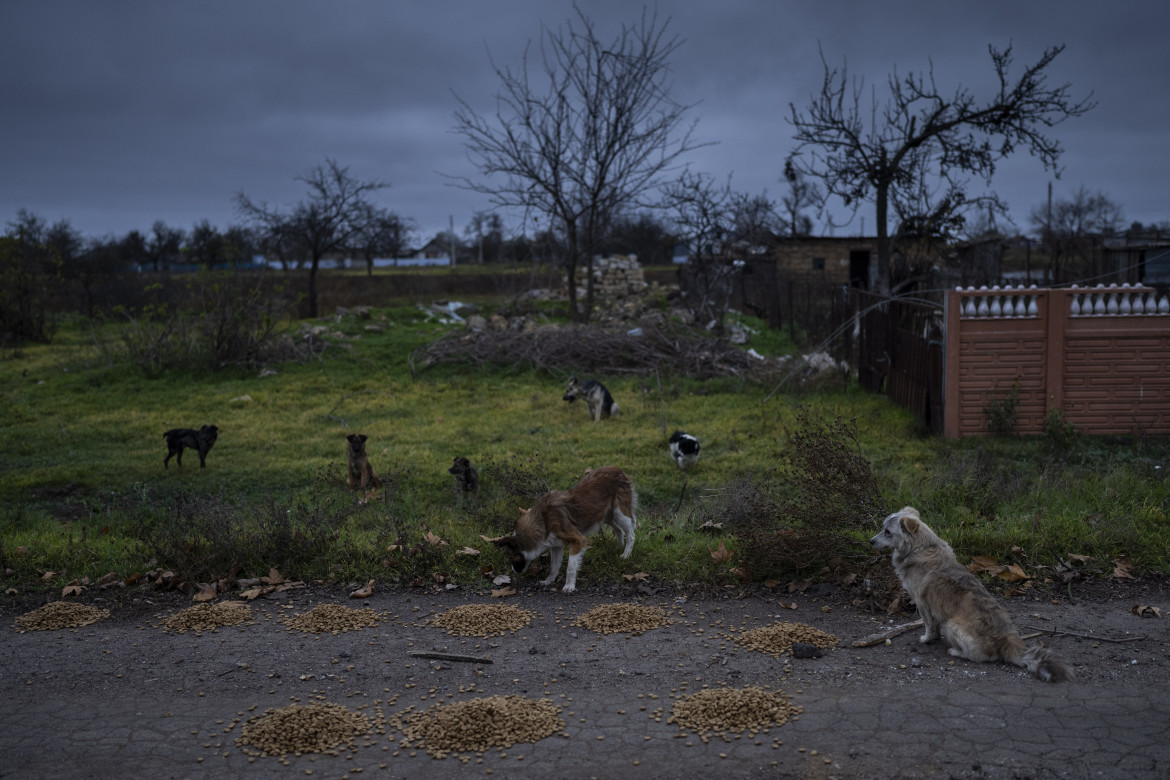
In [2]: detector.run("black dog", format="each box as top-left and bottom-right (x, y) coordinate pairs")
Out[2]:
(163, 425), (218, 469)
(448, 456), (479, 503)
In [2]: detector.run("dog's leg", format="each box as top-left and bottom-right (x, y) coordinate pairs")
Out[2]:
(917, 606), (941, 644)
(540, 545), (564, 587)
(562, 550), (584, 592)
(613, 510), (636, 559)
(198, 446), (208, 468)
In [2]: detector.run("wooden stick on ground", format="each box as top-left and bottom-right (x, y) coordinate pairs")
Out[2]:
(409, 651), (494, 664)
(1022, 625), (1146, 643)
(852, 619), (924, 647)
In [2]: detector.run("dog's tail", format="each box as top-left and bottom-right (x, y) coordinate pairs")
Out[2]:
(1010, 643), (1074, 682)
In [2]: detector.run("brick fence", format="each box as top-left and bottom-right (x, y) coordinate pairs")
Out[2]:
(943, 285), (1170, 437)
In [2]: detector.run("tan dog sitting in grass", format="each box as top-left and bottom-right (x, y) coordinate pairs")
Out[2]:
(494, 466), (636, 592)
(871, 506), (1073, 682)
(346, 434), (381, 492)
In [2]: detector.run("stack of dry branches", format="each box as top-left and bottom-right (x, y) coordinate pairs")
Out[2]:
(413, 321), (765, 379)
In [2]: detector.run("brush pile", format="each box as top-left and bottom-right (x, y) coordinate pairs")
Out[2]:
(732, 621), (838, 657)
(162, 601), (252, 633)
(574, 603), (670, 635)
(14, 602), (109, 632)
(415, 321), (765, 379)
(668, 686), (800, 737)
(236, 702), (370, 757)
(283, 604), (385, 634)
(431, 603), (533, 637)
(391, 696), (564, 758)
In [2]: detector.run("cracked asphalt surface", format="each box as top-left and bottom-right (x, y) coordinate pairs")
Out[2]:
(2, 578), (1167, 780)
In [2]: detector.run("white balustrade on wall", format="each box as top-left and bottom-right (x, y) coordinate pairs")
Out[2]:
(958, 283), (1170, 319)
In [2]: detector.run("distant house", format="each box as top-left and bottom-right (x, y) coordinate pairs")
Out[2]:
(1103, 230), (1170, 286)
(415, 237), (451, 261)
(771, 237), (878, 288)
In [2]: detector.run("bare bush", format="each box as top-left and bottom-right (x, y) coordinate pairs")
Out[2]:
(415, 320), (764, 379)
(111, 271), (325, 376)
(701, 408), (882, 579)
(466, 452), (552, 535)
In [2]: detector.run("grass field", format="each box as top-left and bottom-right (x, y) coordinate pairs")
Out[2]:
(3, 299), (1169, 596)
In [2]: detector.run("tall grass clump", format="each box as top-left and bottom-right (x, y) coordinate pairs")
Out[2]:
(705, 407), (884, 580)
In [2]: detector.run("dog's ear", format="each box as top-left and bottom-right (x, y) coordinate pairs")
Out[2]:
(899, 511), (921, 535)
(346, 434), (357, 444)
(359, 434), (368, 444)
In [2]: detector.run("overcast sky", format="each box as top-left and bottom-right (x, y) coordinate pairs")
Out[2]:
(2, 0), (1166, 245)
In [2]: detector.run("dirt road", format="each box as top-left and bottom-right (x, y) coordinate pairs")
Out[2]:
(2, 578), (1167, 779)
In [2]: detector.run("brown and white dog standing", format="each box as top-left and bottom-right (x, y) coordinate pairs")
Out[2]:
(871, 506), (1073, 682)
(494, 466), (636, 592)
(346, 434), (381, 492)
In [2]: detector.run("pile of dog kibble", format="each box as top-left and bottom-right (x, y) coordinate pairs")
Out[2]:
(283, 604), (385, 634)
(13, 601), (109, 632)
(236, 702), (371, 757)
(390, 695), (564, 758)
(162, 602), (252, 633)
(574, 603), (670, 635)
(732, 621), (838, 657)
(430, 603), (533, 637)
(668, 685), (801, 738)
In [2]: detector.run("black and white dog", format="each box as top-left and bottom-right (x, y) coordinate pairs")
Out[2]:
(668, 431), (700, 470)
(562, 377), (620, 422)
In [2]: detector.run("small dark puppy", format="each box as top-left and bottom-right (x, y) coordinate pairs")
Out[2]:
(346, 433), (382, 491)
(448, 456), (480, 503)
(163, 425), (218, 469)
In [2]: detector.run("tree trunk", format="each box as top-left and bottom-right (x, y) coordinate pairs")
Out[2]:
(874, 183), (892, 296)
(308, 257), (320, 318)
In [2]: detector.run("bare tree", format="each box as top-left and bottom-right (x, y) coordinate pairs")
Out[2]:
(1030, 185), (1123, 283)
(452, 5), (703, 322)
(663, 170), (739, 328)
(780, 164), (820, 237)
(351, 203), (415, 274)
(787, 44), (1095, 295)
(236, 159), (386, 317)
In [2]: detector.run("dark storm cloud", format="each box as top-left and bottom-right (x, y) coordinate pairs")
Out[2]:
(1, 0), (1167, 241)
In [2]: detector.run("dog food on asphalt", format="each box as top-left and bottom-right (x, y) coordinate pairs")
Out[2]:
(283, 604), (385, 634)
(430, 603), (533, 637)
(14, 601), (110, 632)
(391, 695), (564, 758)
(668, 685), (801, 738)
(162, 602), (252, 633)
(574, 603), (671, 635)
(732, 621), (839, 657)
(236, 702), (371, 757)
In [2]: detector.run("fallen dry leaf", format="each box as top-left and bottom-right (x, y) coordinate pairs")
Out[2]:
(61, 584), (84, 597)
(39, 571), (57, 582)
(455, 546), (480, 556)
(192, 583), (218, 602)
(778, 602), (797, 610)
(424, 532), (448, 547)
(492, 575), (512, 586)
(698, 521), (724, 532)
(350, 579), (375, 599)
(709, 541), (733, 564)
(1066, 553), (1094, 564)
(15, 546), (29, 557)
(480, 534), (505, 543)
(123, 572), (143, 585)
(967, 555), (1001, 573)
(1131, 604), (1161, 618)
(491, 586), (517, 598)
(996, 564), (1030, 583)
(763, 579), (780, 588)
(787, 579), (812, 593)
(622, 572), (650, 582)
(1111, 558), (1135, 580)
(239, 587), (266, 600)
(4, 588), (16, 596)
(261, 568), (285, 585)
(96, 572), (119, 585)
